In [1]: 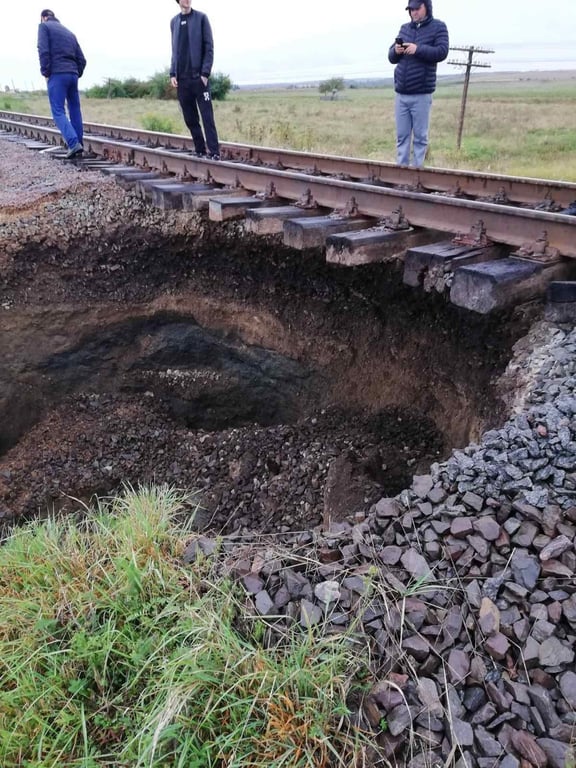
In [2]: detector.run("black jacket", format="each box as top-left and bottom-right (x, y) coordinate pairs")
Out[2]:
(37, 18), (86, 79)
(170, 9), (214, 79)
(388, 0), (448, 95)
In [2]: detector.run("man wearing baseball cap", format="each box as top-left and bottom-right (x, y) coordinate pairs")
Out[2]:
(388, 0), (449, 167)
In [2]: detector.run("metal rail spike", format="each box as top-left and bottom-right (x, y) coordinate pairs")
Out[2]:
(452, 219), (492, 248)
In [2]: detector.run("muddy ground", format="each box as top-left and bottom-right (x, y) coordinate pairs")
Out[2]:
(0, 139), (539, 533)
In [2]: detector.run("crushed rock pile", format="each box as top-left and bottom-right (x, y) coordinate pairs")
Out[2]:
(187, 322), (576, 768)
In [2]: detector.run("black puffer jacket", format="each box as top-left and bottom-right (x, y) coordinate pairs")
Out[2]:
(37, 17), (86, 79)
(388, 0), (449, 95)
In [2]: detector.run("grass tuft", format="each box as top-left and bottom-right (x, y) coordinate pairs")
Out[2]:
(0, 485), (374, 767)
(141, 114), (177, 134)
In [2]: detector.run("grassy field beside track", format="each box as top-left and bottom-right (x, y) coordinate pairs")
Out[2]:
(5, 70), (576, 181)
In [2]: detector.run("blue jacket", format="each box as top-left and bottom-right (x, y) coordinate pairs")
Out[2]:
(388, 0), (448, 95)
(37, 17), (86, 79)
(170, 9), (214, 79)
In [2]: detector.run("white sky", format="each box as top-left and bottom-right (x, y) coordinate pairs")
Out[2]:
(0, 1), (574, 91)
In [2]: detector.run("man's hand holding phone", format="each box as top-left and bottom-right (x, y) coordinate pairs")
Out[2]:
(395, 37), (408, 53)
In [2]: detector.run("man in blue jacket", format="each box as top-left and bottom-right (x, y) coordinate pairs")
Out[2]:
(388, 0), (449, 167)
(37, 9), (86, 159)
(170, 0), (220, 160)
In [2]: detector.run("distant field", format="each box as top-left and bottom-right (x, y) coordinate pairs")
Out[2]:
(5, 70), (576, 181)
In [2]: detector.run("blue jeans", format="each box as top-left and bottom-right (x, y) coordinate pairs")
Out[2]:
(47, 73), (83, 149)
(395, 93), (433, 167)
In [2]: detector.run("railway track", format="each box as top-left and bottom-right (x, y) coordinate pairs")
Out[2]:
(3, 110), (576, 209)
(2, 111), (576, 313)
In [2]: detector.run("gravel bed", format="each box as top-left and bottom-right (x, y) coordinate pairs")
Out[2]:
(0, 134), (105, 211)
(191, 321), (576, 768)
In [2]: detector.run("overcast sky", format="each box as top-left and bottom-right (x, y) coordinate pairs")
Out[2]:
(0, 1), (574, 91)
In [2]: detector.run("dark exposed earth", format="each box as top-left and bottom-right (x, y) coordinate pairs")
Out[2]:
(0, 139), (537, 534)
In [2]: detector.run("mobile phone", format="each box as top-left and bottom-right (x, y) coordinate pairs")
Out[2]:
(395, 37), (405, 46)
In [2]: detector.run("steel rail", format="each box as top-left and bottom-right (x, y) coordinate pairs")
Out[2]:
(2, 110), (576, 208)
(2, 116), (576, 257)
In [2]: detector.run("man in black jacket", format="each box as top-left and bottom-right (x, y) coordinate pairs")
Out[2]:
(170, 0), (220, 160)
(388, 0), (448, 167)
(37, 9), (86, 159)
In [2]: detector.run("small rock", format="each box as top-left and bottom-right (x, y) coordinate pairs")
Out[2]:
(484, 632), (510, 661)
(510, 729), (548, 768)
(539, 637), (575, 667)
(479, 597), (501, 636)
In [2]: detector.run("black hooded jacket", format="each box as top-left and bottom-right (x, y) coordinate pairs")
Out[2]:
(388, 0), (449, 95)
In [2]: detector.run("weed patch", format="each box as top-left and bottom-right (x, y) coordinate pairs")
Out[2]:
(0, 486), (374, 767)
(141, 114), (177, 134)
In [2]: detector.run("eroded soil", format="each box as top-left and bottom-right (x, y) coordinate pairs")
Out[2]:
(0, 142), (538, 532)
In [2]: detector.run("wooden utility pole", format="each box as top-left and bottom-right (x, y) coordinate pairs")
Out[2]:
(448, 46), (494, 150)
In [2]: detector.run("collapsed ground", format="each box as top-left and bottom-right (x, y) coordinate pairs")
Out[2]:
(0, 140), (534, 531)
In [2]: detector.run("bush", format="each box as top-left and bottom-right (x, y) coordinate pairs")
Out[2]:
(141, 114), (176, 134)
(83, 70), (233, 101)
(85, 78), (127, 99)
(210, 72), (233, 101)
(122, 77), (149, 99)
(148, 68), (176, 100)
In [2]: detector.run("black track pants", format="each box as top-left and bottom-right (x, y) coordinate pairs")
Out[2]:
(177, 76), (220, 156)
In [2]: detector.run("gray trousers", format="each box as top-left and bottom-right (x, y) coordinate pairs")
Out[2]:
(394, 93), (433, 167)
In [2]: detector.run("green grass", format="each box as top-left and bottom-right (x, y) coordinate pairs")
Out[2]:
(0, 486), (374, 768)
(6, 74), (576, 180)
(0, 95), (22, 111)
(141, 114), (177, 134)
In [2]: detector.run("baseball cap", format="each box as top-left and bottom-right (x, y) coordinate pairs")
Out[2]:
(406, 0), (424, 8)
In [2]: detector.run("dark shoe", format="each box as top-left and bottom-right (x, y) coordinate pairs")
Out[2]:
(208, 153), (220, 161)
(194, 151), (207, 158)
(66, 143), (84, 159)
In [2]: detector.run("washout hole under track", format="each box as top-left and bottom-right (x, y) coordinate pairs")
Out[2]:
(0, 211), (535, 534)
